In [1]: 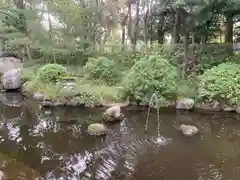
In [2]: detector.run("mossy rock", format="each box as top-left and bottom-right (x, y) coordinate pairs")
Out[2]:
(87, 123), (109, 136)
(103, 105), (125, 122)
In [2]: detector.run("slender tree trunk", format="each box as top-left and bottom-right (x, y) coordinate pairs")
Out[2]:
(157, 30), (164, 44)
(25, 44), (32, 61)
(143, 9), (149, 45)
(127, 3), (133, 44)
(121, 26), (126, 51)
(133, 0), (140, 52)
(172, 13), (180, 44)
(225, 14), (233, 44)
(157, 15), (164, 44)
(191, 31), (196, 54)
(149, 19), (153, 45)
(182, 32), (189, 79)
(143, 0), (149, 47)
(121, 12), (128, 51)
(47, 9), (53, 40)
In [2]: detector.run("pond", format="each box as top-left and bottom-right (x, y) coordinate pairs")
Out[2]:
(0, 93), (240, 179)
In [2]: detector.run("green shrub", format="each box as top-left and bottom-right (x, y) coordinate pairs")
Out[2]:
(226, 53), (240, 64)
(198, 62), (240, 105)
(177, 75), (199, 98)
(122, 55), (180, 103)
(83, 56), (121, 85)
(37, 63), (67, 83)
(196, 44), (232, 72)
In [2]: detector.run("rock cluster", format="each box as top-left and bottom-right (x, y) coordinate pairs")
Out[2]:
(87, 105), (125, 136)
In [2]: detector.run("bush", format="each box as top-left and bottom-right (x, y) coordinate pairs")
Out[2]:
(83, 56), (121, 85)
(122, 55), (180, 104)
(37, 63), (67, 83)
(198, 62), (240, 105)
(196, 44), (232, 72)
(176, 75), (199, 98)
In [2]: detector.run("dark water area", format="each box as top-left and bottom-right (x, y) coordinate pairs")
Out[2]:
(0, 93), (240, 179)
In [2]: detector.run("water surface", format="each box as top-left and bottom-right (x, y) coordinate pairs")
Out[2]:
(0, 93), (240, 179)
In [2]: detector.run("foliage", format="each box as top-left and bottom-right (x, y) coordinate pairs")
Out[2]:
(195, 44), (233, 72)
(198, 62), (240, 105)
(23, 72), (123, 107)
(83, 56), (122, 85)
(149, 43), (183, 66)
(2, 0), (240, 106)
(21, 67), (37, 83)
(37, 64), (67, 83)
(176, 75), (199, 98)
(122, 55), (180, 103)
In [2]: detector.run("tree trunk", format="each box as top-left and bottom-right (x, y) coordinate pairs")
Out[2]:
(121, 26), (126, 51)
(157, 30), (164, 44)
(182, 32), (189, 79)
(127, 3), (133, 44)
(157, 15), (165, 44)
(225, 14), (233, 44)
(47, 8), (53, 40)
(133, 0), (140, 52)
(143, 9), (149, 45)
(201, 35), (208, 44)
(121, 12), (128, 51)
(191, 32), (196, 54)
(172, 13), (180, 43)
(25, 44), (32, 61)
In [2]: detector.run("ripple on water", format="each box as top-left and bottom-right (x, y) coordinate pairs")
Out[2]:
(80, 129), (171, 180)
(1, 94), (240, 180)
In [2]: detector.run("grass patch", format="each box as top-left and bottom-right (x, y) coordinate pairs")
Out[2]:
(23, 76), (124, 107)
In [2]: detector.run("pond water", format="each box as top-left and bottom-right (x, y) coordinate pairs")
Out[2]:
(0, 93), (240, 179)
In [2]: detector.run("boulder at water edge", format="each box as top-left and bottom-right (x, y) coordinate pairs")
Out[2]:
(2, 69), (21, 90)
(0, 57), (22, 74)
(87, 123), (108, 136)
(236, 106), (240, 114)
(33, 92), (46, 101)
(176, 98), (194, 110)
(103, 105), (124, 122)
(0, 170), (5, 180)
(179, 124), (199, 136)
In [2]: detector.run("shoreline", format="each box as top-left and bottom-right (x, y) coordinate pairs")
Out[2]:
(18, 90), (240, 115)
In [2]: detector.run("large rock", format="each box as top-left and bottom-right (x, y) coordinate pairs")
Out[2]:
(236, 106), (240, 114)
(103, 105), (124, 122)
(2, 69), (21, 90)
(0, 170), (5, 180)
(0, 57), (22, 74)
(33, 93), (46, 101)
(62, 78), (77, 90)
(87, 123), (108, 136)
(179, 124), (199, 136)
(176, 98), (194, 110)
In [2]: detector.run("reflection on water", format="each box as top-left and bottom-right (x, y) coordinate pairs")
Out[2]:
(0, 93), (240, 179)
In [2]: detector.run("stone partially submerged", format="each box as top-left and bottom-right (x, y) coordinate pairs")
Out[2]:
(176, 98), (194, 110)
(2, 69), (21, 90)
(87, 123), (108, 136)
(0, 170), (5, 180)
(103, 105), (124, 122)
(179, 124), (199, 136)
